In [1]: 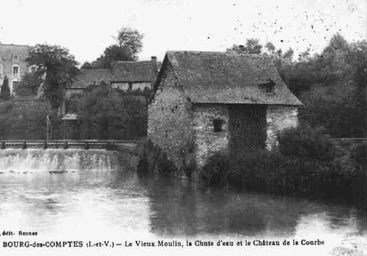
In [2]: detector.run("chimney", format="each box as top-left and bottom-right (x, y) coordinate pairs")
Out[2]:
(150, 56), (158, 86)
(151, 56), (158, 73)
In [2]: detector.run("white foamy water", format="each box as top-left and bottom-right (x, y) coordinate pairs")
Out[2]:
(0, 149), (120, 173)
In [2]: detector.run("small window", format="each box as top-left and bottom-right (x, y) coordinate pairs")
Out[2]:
(258, 79), (275, 94)
(30, 66), (36, 73)
(265, 84), (274, 93)
(12, 65), (19, 77)
(13, 55), (19, 62)
(213, 119), (224, 132)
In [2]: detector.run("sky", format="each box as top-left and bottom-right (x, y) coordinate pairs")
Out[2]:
(0, 0), (365, 64)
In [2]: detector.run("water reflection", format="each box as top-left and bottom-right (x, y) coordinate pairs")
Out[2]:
(144, 176), (366, 237)
(0, 169), (365, 252)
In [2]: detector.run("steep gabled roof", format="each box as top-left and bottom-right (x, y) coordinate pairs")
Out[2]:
(160, 51), (302, 106)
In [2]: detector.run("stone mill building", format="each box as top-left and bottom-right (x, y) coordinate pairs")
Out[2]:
(148, 51), (302, 169)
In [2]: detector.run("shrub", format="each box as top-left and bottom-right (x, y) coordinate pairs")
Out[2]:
(278, 126), (336, 161)
(14, 72), (41, 96)
(137, 140), (177, 176)
(0, 76), (10, 100)
(0, 100), (49, 140)
(75, 85), (147, 139)
(137, 151), (150, 177)
(224, 148), (363, 204)
(200, 153), (230, 186)
(157, 152), (177, 176)
(0, 101), (13, 114)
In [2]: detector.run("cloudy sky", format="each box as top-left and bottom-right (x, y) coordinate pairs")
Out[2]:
(0, 0), (365, 63)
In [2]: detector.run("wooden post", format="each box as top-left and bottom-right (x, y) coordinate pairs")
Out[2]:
(63, 120), (66, 140)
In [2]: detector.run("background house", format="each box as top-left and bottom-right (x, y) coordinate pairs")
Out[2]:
(0, 43), (33, 95)
(66, 56), (158, 99)
(61, 57), (159, 139)
(148, 51), (302, 168)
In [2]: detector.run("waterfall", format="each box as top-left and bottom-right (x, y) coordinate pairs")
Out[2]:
(0, 149), (122, 173)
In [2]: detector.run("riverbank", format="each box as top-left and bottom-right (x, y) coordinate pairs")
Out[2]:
(138, 126), (366, 208)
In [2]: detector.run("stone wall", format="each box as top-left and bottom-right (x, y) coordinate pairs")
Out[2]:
(265, 105), (298, 150)
(192, 104), (229, 167)
(148, 63), (193, 169)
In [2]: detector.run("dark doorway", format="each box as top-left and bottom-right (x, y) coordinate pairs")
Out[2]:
(228, 105), (266, 159)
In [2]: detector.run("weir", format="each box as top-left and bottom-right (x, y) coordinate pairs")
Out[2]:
(0, 140), (139, 151)
(0, 148), (132, 173)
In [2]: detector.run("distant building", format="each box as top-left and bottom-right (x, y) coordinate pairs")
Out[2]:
(0, 43), (33, 95)
(66, 57), (159, 98)
(148, 51), (303, 169)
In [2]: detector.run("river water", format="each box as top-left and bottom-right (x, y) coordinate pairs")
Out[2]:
(0, 149), (365, 256)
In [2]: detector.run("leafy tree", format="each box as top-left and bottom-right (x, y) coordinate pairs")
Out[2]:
(90, 27), (143, 69)
(283, 48), (294, 61)
(293, 35), (366, 137)
(322, 33), (349, 59)
(0, 76), (10, 100)
(243, 38), (262, 54)
(80, 61), (93, 69)
(26, 44), (79, 109)
(91, 45), (135, 68)
(75, 85), (147, 139)
(0, 100), (49, 139)
(278, 126), (336, 161)
(346, 40), (367, 88)
(115, 27), (143, 57)
(227, 38), (262, 55)
(297, 48), (311, 62)
(14, 72), (42, 96)
(265, 42), (276, 54)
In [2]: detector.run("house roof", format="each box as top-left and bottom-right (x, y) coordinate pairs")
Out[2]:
(0, 44), (31, 62)
(70, 59), (158, 89)
(71, 69), (112, 89)
(111, 61), (157, 82)
(161, 51), (302, 106)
